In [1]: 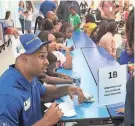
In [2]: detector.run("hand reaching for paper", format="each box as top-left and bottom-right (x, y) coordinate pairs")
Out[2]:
(68, 86), (85, 104)
(59, 73), (72, 80)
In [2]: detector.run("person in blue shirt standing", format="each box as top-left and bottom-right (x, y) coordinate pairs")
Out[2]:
(18, 1), (25, 34)
(119, 42), (134, 65)
(0, 34), (84, 126)
(39, 0), (57, 17)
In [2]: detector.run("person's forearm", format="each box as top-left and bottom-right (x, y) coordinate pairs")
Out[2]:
(42, 85), (69, 103)
(63, 50), (72, 69)
(42, 75), (72, 84)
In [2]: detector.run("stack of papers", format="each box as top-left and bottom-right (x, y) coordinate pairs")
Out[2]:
(44, 92), (95, 117)
(44, 100), (77, 117)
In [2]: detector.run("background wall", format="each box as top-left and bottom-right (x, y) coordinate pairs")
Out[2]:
(0, 0), (134, 28)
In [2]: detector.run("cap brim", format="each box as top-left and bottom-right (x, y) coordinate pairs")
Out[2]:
(25, 41), (51, 54)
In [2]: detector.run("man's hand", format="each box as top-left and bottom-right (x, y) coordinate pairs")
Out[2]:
(43, 103), (63, 125)
(68, 86), (84, 104)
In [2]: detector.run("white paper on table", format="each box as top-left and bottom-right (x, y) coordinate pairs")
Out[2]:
(44, 101), (77, 117)
(59, 101), (77, 117)
(60, 95), (73, 102)
(44, 103), (53, 108)
(60, 93), (95, 103)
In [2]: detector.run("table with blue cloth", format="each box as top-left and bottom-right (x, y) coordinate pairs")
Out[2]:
(81, 47), (124, 125)
(57, 48), (110, 125)
(72, 32), (125, 124)
(72, 31), (96, 48)
(42, 32), (125, 125)
(72, 32), (124, 124)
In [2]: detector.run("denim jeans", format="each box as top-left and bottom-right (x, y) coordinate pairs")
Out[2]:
(19, 18), (24, 34)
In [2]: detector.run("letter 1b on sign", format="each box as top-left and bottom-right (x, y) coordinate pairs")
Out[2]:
(109, 71), (117, 79)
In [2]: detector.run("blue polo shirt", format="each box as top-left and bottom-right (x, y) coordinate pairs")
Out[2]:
(39, 0), (56, 17)
(18, 7), (25, 19)
(120, 50), (134, 65)
(0, 65), (46, 126)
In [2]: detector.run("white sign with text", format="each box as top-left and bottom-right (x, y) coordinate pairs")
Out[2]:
(98, 65), (128, 107)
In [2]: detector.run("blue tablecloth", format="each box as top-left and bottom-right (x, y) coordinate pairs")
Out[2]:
(107, 104), (124, 118)
(72, 31), (96, 48)
(57, 48), (110, 121)
(56, 35), (124, 121)
(81, 47), (124, 118)
(82, 47), (119, 84)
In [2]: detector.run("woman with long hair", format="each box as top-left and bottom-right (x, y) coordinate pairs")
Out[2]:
(18, 0), (25, 34)
(25, 1), (34, 33)
(98, 21), (118, 58)
(5, 11), (20, 39)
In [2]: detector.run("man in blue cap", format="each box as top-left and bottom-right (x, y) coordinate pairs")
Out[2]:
(0, 34), (84, 126)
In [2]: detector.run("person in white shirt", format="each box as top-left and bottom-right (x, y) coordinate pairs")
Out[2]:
(5, 11), (20, 39)
(38, 30), (72, 70)
(25, 1), (34, 33)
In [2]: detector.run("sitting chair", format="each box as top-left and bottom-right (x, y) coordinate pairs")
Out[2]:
(0, 22), (6, 53)
(0, 19), (13, 47)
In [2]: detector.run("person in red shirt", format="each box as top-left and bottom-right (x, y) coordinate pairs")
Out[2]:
(98, 0), (122, 20)
(123, 8), (129, 21)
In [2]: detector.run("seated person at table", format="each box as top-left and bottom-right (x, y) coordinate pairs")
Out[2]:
(83, 14), (97, 36)
(68, 6), (81, 32)
(53, 32), (74, 51)
(52, 31), (65, 44)
(38, 32), (73, 84)
(39, 51), (73, 85)
(116, 42), (125, 62)
(116, 31), (127, 62)
(119, 42), (134, 65)
(98, 21), (118, 58)
(90, 26), (99, 44)
(39, 11), (62, 32)
(96, 20), (108, 45)
(59, 22), (74, 45)
(38, 30), (72, 70)
(124, 9), (134, 126)
(5, 11), (20, 39)
(0, 34), (84, 126)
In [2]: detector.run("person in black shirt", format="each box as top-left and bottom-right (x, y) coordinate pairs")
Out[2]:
(57, 0), (80, 22)
(39, 11), (55, 31)
(124, 8), (134, 126)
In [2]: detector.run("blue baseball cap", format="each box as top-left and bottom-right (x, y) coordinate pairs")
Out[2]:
(12, 34), (51, 58)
